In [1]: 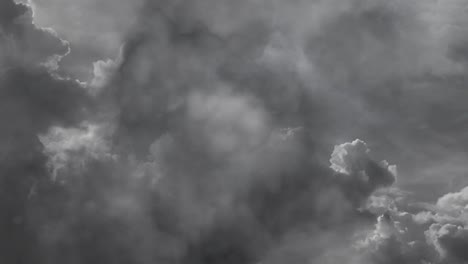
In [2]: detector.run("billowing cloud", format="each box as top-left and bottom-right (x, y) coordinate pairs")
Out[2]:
(0, 0), (69, 69)
(436, 186), (468, 217)
(89, 58), (118, 91)
(38, 122), (112, 179)
(0, 1), (93, 263)
(330, 139), (396, 208)
(330, 139), (397, 181)
(351, 184), (468, 264)
(426, 223), (468, 263)
(22, 0), (144, 80)
(3, 0), (468, 263)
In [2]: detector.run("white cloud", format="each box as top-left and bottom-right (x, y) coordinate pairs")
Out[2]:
(38, 122), (111, 179)
(330, 139), (397, 181)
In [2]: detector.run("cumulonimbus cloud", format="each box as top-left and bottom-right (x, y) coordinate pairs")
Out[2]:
(3, 0), (468, 263)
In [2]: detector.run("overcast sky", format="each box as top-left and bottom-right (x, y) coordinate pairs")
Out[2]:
(2, 0), (468, 263)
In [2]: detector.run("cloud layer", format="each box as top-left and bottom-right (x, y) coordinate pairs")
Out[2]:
(2, 0), (468, 263)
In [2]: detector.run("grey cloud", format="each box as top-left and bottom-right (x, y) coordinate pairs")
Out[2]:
(426, 223), (468, 263)
(3, 0), (468, 263)
(0, 1), (69, 69)
(25, 0), (144, 80)
(0, 0), (28, 27)
(90, 58), (118, 91)
(40, 0), (468, 263)
(356, 184), (468, 264)
(329, 139), (396, 208)
(0, 1), (93, 263)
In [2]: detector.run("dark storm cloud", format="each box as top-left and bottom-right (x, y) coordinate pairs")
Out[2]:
(0, 67), (91, 263)
(22, 0), (144, 80)
(2, 0), (468, 263)
(0, 0), (27, 26)
(0, 0), (69, 69)
(0, 0), (92, 263)
(419, 188), (468, 263)
(35, 0), (468, 263)
(427, 223), (468, 263)
(93, 1), (468, 263)
(34, 1), (408, 263)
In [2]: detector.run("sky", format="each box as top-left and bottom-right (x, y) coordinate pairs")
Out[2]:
(2, 0), (468, 263)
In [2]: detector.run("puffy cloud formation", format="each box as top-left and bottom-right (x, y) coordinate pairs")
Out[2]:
(89, 58), (118, 91)
(436, 186), (468, 217)
(330, 139), (397, 182)
(350, 184), (468, 264)
(426, 223), (468, 263)
(330, 139), (396, 208)
(422, 187), (468, 263)
(2, 0), (468, 263)
(38, 123), (112, 179)
(331, 139), (372, 175)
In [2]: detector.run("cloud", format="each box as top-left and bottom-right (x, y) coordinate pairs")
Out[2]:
(426, 223), (468, 263)
(353, 183), (468, 264)
(0, 1), (69, 69)
(329, 139), (397, 208)
(331, 139), (397, 179)
(3, 0), (468, 263)
(436, 186), (468, 217)
(30, 0), (468, 262)
(0, 1), (93, 262)
(24, 0), (144, 80)
(38, 122), (112, 180)
(89, 58), (118, 91)
(413, 187), (468, 226)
